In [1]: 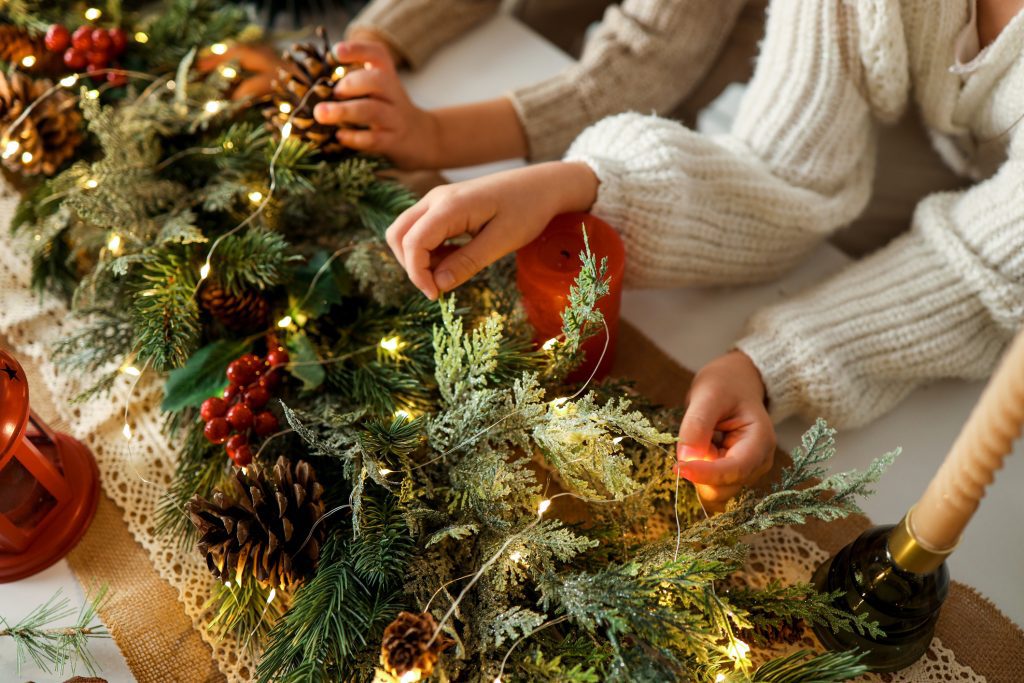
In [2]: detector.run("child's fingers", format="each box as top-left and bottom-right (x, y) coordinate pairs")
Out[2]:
(332, 68), (392, 100)
(677, 392), (730, 463)
(678, 422), (773, 486)
(386, 200), (430, 268)
(432, 224), (515, 293)
(336, 128), (384, 153)
(314, 99), (390, 127)
(400, 207), (467, 300)
(334, 40), (395, 71)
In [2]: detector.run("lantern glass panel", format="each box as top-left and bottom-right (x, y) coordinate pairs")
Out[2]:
(0, 456), (58, 530)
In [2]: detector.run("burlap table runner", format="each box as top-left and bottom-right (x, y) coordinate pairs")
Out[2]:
(5, 317), (1022, 682)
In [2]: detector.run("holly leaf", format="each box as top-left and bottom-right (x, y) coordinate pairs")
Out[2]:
(162, 338), (249, 412)
(288, 249), (350, 318)
(286, 332), (325, 391)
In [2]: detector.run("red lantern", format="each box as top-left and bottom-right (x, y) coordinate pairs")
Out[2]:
(0, 348), (99, 582)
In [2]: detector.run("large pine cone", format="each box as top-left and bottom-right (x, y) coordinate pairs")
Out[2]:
(0, 70), (82, 176)
(188, 457), (327, 589)
(263, 27), (347, 154)
(199, 282), (269, 333)
(380, 611), (454, 679)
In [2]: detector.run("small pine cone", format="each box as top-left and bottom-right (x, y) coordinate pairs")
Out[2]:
(0, 70), (82, 176)
(188, 457), (327, 589)
(263, 27), (348, 154)
(380, 611), (455, 680)
(199, 282), (270, 332)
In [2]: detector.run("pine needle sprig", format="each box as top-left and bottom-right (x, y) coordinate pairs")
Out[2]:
(131, 246), (201, 370)
(210, 228), (297, 295)
(748, 649), (867, 683)
(0, 587), (110, 676)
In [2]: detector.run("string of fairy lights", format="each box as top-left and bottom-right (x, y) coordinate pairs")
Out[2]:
(4, 19), (752, 678)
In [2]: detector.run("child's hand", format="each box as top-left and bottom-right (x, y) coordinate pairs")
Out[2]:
(385, 161), (599, 299)
(313, 41), (440, 169)
(677, 351), (775, 510)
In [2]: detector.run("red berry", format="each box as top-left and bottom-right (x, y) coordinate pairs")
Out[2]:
(63, 47), (88, 70)
(227, 403), (254, 431)
(90, 28), (112, 52)
(240, 353), (263, 372)
(223, 382), (241, 401)
(204, 417), (230, 444)
(108, 28), (128, 55)
(106, 69), (127, 86)
(266, 348), (289, 368)
(244, 385), (270, 410)
(200, 396), (227, 421)
(71, 26), (93, 51)
(231, 444), (253, 466)
(226, 359), (257, 386)
(259, 370), (281, 389)
(45, 25), (71, 52)
(253, 411), (279, 437)
(225, 432), (248, 456)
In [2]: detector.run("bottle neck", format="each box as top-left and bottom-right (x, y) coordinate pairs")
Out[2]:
(888, 506), (958, 574)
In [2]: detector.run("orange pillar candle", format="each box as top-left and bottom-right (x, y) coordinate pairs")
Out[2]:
(516, 212), (626, 382)
(904, 328), (1024, 557)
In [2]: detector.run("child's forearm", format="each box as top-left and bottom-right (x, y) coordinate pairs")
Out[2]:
(429, 97), (529, 168)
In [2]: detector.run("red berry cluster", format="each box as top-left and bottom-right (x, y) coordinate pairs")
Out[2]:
(44, 23), (129, 85)
(199, 347), (289, 466)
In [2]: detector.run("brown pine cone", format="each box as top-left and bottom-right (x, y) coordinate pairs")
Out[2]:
(740, 616), (806, 647)
(380, 611), (455, 680)
(0, 70), (82, 176)
(188, 457), (326, 589)
(199, 282), (270, 332)
(263, 27), (348, 154)
(0, 25), (63, 75)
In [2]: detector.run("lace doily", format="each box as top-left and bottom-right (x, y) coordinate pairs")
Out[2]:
(0, 192), (983, 683)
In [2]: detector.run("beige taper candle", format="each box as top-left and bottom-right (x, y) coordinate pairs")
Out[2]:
(907, 327), (1024, 555)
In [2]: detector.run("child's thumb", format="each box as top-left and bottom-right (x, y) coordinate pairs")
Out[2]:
(676, 393), (727, 470)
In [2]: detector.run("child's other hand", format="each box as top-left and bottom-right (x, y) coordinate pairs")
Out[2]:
(385, 162), (599, 300)
(677, 351), (775, 510)
(313, 41), (439, 169)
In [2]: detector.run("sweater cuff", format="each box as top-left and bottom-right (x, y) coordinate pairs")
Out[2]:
(735, 328), (811, 424)
(509, 71), (589, 162)
(347, 1), (498, 69)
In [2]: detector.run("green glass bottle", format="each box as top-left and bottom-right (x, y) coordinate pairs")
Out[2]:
(811, 511), (952, 673)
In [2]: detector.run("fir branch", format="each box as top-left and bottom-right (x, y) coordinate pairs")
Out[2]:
(350, 495), (414, 589)
(0, 587), (110, 676)
(204, 578), (287, 650)
(559, 227), (610, 355)
(131, 246), (201, 370)
(748, 649), (866, 683)
(211, 228), (296, 295)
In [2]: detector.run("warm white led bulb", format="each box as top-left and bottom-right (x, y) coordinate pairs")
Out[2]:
(20, 55), (36, 68)
(542, 337), (558, 351)
(379, 336), (400, 352)
(84, 178), (99, 189)
(277, 315), (293, 328)
(537, 499), (552, 516)
(122, 423), (133, 441)
(20, 151), (33, 164)
(210, 42), (228, 55)
(204, 100), (224, 114)
(220, 66), (237, 79)
(247, 190), (264, 203)
(107, 233), (122, 253)
(199, 263), (211, 280)
(280, 122), (292, 139)
(85, 89), (99, 99)
(59, 74), (78, 87)
(2, 140), (19, 159)
(394, 409), (411, 420)
(134, 31), (149, 44)
(84, 7), (102, 20)
(278, 102), (292, 114)
(122, 365), (141, 377)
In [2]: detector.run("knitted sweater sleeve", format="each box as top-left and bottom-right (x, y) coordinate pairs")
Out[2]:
(736, 147), (1024, 428)
(347, 0), (500, 69)
(509, 0), (747, 161)
(564, 0), (910, 287)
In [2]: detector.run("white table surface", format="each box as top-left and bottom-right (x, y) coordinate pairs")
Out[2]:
(2, 13), (1019, 682)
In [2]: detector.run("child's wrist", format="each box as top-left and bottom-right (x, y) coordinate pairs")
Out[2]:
(552, 161), (599, 214)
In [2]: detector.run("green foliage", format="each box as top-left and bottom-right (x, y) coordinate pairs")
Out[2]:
(211, 229), (296, 295)
(162, 338), (248, 412)
(560, 227), (611, 354)
(131, 247), (201, 370)
(139, 0), (249, 70)
(749, 649), (867, 683)
(204, 578), (286, 650)
(0, 588), (109, 676)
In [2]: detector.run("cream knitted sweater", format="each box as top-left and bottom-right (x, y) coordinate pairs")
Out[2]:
(348, 0), (747, 160)
(565, 0), (1024, 429)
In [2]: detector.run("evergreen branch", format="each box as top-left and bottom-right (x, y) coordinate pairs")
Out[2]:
(350, 495), (414, 589)
(0, 587), (110, 676)
(155, 418), (228, 546)
(211, 228), (297, 295)
(749, 649), (866, 683)
(204, 578), (286, 650)
(559, 227), (610, 355)
(131, 247), (201, 370)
